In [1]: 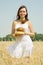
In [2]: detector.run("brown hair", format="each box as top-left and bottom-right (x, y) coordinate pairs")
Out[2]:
(16, 5), (29, 21)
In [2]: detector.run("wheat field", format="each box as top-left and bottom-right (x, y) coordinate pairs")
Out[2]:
(0, 41), (43, 65)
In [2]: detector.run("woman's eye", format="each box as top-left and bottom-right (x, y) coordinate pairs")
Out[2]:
(20, 11), (22, 13)
(20, 11), (25, 13)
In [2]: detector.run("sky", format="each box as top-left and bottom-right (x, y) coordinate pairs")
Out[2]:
(0, 0), (43, 37)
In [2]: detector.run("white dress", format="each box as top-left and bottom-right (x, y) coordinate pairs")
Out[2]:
(7, 22), (33, 58)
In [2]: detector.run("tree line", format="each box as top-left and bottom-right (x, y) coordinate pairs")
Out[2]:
(31, 33), (43, 41)
(0, 33), (43, 41)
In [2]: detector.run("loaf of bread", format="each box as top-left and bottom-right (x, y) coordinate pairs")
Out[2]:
(15, 31), (24, 34)
(16, 27), (25, 32)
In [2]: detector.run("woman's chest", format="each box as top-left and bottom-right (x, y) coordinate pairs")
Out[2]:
(15, 23), (29, 32)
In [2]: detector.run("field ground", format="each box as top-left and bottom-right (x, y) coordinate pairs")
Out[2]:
(0, 41), (43, 65)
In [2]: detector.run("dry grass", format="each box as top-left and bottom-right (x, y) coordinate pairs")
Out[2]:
(0, 41), (43, 65)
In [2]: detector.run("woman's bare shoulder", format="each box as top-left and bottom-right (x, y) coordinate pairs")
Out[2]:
(27, 20), (32, 25)
(12, 20), (17, 25)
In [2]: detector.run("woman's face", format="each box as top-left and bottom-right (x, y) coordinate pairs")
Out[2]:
(19, 8), (27, 19)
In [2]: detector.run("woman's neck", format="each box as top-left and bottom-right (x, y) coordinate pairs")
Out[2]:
(20, 18), (26, 24)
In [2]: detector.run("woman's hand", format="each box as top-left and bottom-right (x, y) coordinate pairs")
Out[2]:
(24, 32), (35, 37)
(24, 32), (28, 35)
(11, 33), (15, 37)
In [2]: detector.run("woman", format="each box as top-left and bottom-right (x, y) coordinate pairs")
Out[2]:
(7, 5), (35, 59)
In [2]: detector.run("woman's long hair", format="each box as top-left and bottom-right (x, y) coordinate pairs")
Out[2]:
(16, 5), (29, 21)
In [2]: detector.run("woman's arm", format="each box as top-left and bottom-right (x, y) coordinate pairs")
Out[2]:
(11, 21), (16, 37)
(25, 21), (35, 37)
